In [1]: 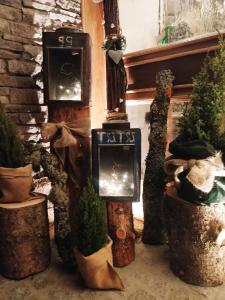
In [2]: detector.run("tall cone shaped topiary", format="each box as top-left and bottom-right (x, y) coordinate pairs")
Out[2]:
(75, 179), (107, 256)
(74, 179), (124, 290)
(142, 69), (174, 245)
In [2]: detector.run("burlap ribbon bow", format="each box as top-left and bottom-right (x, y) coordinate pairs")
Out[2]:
(41, 119), (90, 187)
(164, 152), (224, 193)
(41, 119), (90, 147)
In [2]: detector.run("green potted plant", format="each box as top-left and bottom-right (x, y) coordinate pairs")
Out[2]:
(164, 35), (225, 287)
(0, 103), (32, 203)
(172, 37), (225, 158)
(74, 179), (124, 290)
(167, 35), (225, 204)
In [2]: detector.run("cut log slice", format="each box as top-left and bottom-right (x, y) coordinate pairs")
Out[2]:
(0, 194), (51, 280)
(164, 187), (225, 287)
(107, 202), (135, 267)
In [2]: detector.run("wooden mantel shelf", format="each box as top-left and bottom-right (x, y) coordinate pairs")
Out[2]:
(124, 31), (224, 100)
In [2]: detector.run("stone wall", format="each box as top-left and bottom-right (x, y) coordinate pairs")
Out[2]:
(0, 0), (81, 142)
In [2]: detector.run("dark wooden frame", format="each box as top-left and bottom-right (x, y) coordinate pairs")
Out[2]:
(124, 31), (225, 100)
(92, 128), (141, 203)
(42, 29), (91, 106)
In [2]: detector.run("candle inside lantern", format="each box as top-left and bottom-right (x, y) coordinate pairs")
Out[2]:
(99, 145), (135, 197)
(47, 48), (82, 101)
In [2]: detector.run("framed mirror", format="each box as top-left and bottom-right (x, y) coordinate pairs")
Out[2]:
(42, 28), (91, 105)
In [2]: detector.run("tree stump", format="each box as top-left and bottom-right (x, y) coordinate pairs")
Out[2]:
(107, 202), (135, 267)
(164, 187), (225, 286)
(0, 194), (50, 279)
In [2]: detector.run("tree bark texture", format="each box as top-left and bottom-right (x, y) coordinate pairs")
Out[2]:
(107, 202), (135, 267)
(103, 0), (120, 36)
(142, 92), (170, 245)
(164, 187), (225, 287)
(103, 0), (134, 267)
(103, 0), (126, 112)
(0, 194), (50, 279)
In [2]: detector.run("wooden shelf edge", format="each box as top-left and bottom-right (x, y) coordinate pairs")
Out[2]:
(126, 84), (193, 100)
(124, 31), (224, 67)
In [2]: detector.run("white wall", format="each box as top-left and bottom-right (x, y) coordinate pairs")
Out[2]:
(126, 100), (151, 174)
(127, 100), (152, 220)
(119, 0), (162, 53)
(119, 2), (161, 219)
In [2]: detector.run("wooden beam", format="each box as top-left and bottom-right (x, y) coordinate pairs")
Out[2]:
(126, 84), (193, 100)
(124, 31), (225, 100)
(82, 0), (107, 128)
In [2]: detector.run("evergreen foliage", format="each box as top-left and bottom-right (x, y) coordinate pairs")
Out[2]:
(75, 179), (107, 256)
(178, 35), (225, 151)
(0, 103), (24, 168)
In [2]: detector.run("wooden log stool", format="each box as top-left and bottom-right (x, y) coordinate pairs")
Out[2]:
(0, 194), (51, 279)
(164, 187), (225, 287)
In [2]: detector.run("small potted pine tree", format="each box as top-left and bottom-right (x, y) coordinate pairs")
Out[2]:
(164, 35), (225, 286)
(0, 103), (32, 203)
(74, 179), (124, 290)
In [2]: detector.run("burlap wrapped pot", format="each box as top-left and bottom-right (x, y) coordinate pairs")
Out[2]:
(74, 237), (124, 290)
(0, 164), (33, 203)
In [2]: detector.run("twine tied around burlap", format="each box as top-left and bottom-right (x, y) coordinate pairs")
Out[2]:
(41, 119), (90, 187)
(164, 152), (225, 193)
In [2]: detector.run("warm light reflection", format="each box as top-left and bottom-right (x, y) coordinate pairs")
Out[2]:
(58, 81), (81, 101)
(99, 170), (134, 197)
(99, 145), (135, 197)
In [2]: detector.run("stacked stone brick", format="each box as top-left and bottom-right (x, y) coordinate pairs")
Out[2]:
(0, 0), (81, 142)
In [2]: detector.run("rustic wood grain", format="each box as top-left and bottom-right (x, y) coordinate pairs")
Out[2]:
(164, 187), (225, 287)
(48, 104), (91, 229)
(0, 195), (50, 279)
(103, 0), (135, 267)
(124, 31), (225, 100)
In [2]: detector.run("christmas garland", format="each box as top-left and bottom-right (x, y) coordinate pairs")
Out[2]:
(102, 34), (126, 53)
(102, 33), (128, 111)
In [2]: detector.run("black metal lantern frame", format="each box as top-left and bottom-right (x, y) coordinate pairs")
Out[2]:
(92, 125), (141, 202)
(42, 28), (91, 105)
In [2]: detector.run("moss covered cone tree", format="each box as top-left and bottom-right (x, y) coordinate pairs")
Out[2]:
(75, 179), (107, 256)
(25, 143), (75, 269)
(142, 70), (174, 245)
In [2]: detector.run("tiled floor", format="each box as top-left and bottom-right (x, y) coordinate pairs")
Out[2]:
(1, 238), (225, 300)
